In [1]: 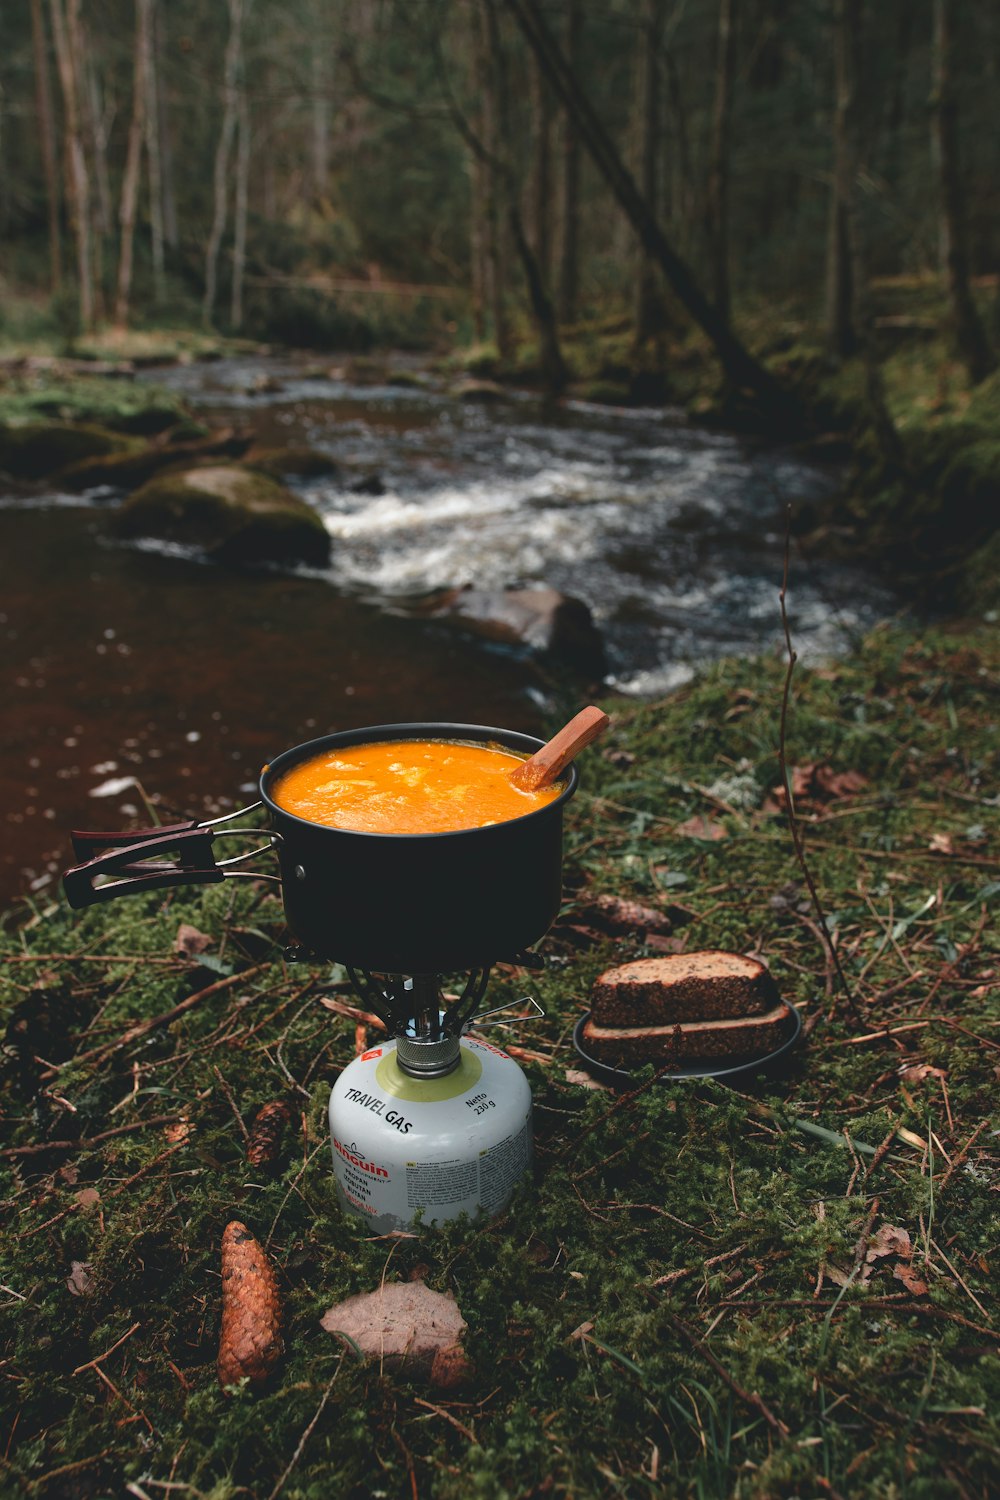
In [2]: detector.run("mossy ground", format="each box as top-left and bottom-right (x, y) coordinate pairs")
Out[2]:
(2, 622), (998, 1499)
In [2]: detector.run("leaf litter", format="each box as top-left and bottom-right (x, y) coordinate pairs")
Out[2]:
(0, 622), (997, 1498)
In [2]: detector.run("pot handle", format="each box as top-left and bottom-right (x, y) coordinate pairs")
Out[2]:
(63, 826), (227, 908)
(63, 802), (275, 909)
(70, 819), (202, 863)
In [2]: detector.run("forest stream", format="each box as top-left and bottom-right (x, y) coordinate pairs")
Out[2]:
(0, 356), (898, 908)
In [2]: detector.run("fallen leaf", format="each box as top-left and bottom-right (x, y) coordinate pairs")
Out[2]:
(74, 1187), (101, 1213)
(321, 1281), (472, 1390)
(175, 923), (213, 957)
(928, 832), (955, 855)
(865, 1225), (912, 1264)
(66, 1260), (93, 1296)
(574, 894), (673, 937)
(893, 1262), (929, 1296)
(568, 1320), (595, 1342)
(899, 1064), (947, 1085)
(674, 814), (727, 841)
(564, 1068), (611, 1091)
(773, 762), (868, 808)
(815, 765), (867, 799)
(644, 934), (687, 955)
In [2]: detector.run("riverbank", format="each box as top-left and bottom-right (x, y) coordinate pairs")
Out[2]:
(447, 276), (1000, 615)
(3, 276), (997, 617)
(2, 620), (997, 1497)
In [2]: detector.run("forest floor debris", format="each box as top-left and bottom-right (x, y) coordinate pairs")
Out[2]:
(1, 621), (998, 1497)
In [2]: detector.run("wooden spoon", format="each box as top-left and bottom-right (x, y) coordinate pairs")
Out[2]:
(508, 705), (610, 793)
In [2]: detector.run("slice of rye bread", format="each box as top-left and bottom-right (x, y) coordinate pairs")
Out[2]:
(580, 1003), (791, 1067)
(590, 951), (780, 1026)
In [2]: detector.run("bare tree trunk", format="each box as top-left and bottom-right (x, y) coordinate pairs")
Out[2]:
(49, 0), (94, 330)
(931, 0), (996, 384)
(31, 0), (62, 293)
(230, 84), (250, 329)
(530, 50), (553, 287)
(153, 1), (178, 250)
(503, 0), (792, 417)
(706, 0), (736, 323)
(470, 144), (488, 340)
(203, 0), (244, 327)
(664, 48), (693, 234)
(115, 0), (151, 327)
(311, 43), (331, 206)
(79, 27), (109, 320)
(83, 47), (111, 238)
(836, 0), (903, 468)
(826, 0), (855, 357)
(557, 0), (580, 325)
(633, 0), (665, 345)
(477, 0), (512, 357)
(488, 0), (566, 391)
(144, 0), (165, 300)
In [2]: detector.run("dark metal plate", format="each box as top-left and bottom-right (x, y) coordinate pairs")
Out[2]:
(572, 1002), (803, 1089)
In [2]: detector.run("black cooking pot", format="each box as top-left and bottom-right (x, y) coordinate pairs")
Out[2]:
(63, 722), (578, 974)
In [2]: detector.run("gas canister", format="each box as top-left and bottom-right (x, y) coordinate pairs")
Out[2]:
(328, 1034), (533, 1234)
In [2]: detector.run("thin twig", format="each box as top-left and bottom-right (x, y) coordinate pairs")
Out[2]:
(266, 1358), (344, 1500)
(38, 964), (269, 1080)
(664, 1310), (790, 1439)
(22, 1141), (185, 1239)
(72, 1321), (141, 1376)
(778, 513), (863, 1024)
(1, 1112), (185, 1158)
(938, 1119), (989, 1192)
(412, 1396), (479, 1444)
(212, 1065), (251, 1145)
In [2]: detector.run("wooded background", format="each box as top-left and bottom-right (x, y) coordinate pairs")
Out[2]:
(1, 0), (997, 386)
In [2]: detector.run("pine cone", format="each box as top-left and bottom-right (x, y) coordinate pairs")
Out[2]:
(246, 1100), (293, 1170)
(217, 1221), (283, 1389)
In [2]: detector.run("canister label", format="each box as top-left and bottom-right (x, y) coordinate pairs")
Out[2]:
(329, 1038), (532, 1232)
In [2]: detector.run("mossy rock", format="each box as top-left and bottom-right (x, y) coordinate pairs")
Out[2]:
(58, 428), (252, 494)
(0, 420), (134, 480)
(244, 446), (339, 482)
(104, 402), (188, 436)
(114, 465), (331, 567)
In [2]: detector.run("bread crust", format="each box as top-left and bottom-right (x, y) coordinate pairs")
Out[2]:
(590, 951), (780, 1026)
(580, 1002), (791, 1067)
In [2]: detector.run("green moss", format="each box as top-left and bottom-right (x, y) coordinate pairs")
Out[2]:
(2, 623), (998, 1497)
(0, 419), (135, 479)
(114, 464), (331, 566)
(0, 376), (188, 434)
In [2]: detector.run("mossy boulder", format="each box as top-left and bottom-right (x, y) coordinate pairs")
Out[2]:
(244, 446), (339, 482)
(60, 428), (253, 493)
(0, 420), (134, 480)
(114, 465), (331, 566)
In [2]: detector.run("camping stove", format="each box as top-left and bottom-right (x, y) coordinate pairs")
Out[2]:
(62, 719), (581, 1231)
(329, 966), (539, 1233)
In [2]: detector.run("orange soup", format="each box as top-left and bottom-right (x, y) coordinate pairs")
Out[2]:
(272, 739), (562, 834)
